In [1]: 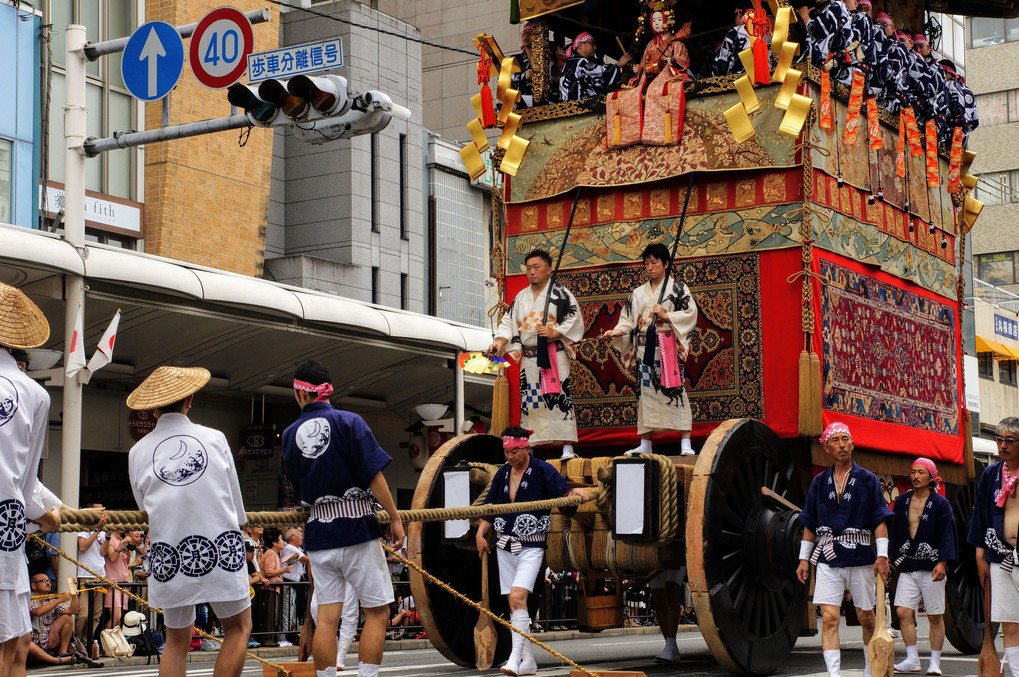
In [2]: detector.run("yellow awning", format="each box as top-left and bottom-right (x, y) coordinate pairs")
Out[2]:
(977, 335), (1016, 360)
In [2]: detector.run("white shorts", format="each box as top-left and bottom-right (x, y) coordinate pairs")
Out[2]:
(308, 539), (394, 610)
(893, 570), (946, 614)
(651, 567), (686, 589)
(163, 598), (251, 629)
(813, 562), (876, 610)
(0, 591), (30, 643)
(990, 564), (1019, 624)
(496, 546), (545, 596)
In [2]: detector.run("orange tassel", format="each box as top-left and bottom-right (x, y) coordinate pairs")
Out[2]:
(925, 119), (938, 188)
(896, 111), (906, 178)
(867, 96), (882, 150)
(948, 128), (964, 194)
(903, 107), (923, 158)
(752, 37), (771, 85)
(820, 70), (832, 130)
(842, 71), (866, 146)
(479, 83), (496, 127)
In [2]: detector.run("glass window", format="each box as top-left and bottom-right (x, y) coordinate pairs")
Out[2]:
(977, 92), (1009, 126)
(978, 252), (1017, 285)
(972, 18), (1005, 47)
(1000, 359), (1018, 387)
(1010, 91), (1019, 122)
(974, 173), (1011, 205)
(979, 352), (995, 380)
(0, 139), (11, 224)
(1007, 18), (1019, 42)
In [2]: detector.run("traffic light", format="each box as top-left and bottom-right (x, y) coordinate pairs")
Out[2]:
(292, 90), (411, 145)
(257, 78), (309, 121)
(287, 75), (351, 118)
(226, 84), (279, 126)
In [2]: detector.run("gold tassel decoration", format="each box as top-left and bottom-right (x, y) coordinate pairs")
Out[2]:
(773, 41), (797, 83)
(738, 47), (756, 83)
(499, 134), (530, 176)
(664, 112), (673, 145)
(775, 68), (802, 110)
(613, 114), (622, 146)
(798, 348), (811, 435)
(724, 101), (757, 143)
(497, 112), (522, 150)
(734, 75), (761, 113)
(808, 349), (823, 436)
(779, 93), (812, 137)
(467, 117), (490, 153)
(459, 141), (487, 181)
(491, 374), (510, 437)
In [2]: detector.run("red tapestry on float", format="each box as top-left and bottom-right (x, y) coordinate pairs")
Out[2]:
(812, 252), (963, 464)
(502, 248), (804, 448)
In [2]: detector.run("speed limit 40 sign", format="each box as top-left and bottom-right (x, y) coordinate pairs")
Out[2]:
(189, 6), (254, 89)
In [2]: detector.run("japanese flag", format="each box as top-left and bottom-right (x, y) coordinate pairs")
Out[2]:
(65, 303), (86, 377)
(87, 310), (121, 373)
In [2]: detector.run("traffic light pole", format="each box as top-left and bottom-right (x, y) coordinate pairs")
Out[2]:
(58, 23), (87, 587)
(83, 115), (251, 157)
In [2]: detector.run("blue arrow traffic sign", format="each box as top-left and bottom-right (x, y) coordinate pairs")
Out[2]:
(122, 21), (185, 101)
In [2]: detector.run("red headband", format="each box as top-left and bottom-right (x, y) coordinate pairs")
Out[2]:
(293, 379), (334, 402)
(821, 422), (852, 445)
(911, 457), (941, 486)
(502, 429), (534, 449)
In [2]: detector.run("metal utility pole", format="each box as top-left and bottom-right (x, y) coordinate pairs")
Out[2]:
(58, 23), (86, 586)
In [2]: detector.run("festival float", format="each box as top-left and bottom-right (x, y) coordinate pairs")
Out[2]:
(406, 0), (1002, 673)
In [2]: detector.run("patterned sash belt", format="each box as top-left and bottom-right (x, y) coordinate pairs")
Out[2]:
(521, 344), (558, 358)
(893, 540), (911, 568)
(496, 535), (523, 554)
(810, 528), (873, 564)
(310, 499), (375, 521)
(1001, 551), (1016, 574)
(495, 532), (547, 553)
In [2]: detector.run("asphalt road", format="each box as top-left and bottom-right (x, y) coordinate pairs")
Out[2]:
(27, 617), (987, 677)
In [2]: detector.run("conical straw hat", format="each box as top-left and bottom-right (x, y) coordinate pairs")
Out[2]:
(0, 282), (50, 349)
(126, 366), (211, 411)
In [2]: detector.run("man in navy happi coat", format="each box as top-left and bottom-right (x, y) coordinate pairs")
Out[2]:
(889, 458), (956, 675)
(476, 427), (591, 676)
(796, 421), (893, 677)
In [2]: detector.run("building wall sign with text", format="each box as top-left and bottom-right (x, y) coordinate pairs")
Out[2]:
(42, 183), (143, 236)
(995, 313), (1019, 341)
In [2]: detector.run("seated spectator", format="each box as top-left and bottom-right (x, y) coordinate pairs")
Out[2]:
(27, 574), (78, 666)
(939, 59), (978, 143)
(713, 4), (754, 76)
(559, 33), (632, 101)
(806, 0), (853, 78)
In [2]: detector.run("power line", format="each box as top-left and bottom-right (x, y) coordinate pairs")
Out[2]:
(265, 0), (479, 56)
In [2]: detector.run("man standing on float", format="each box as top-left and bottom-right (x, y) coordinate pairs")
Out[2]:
(488, 249), (585, 461)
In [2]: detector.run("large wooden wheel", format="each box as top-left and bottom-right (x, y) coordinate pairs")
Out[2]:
(944, 460), (994, 654)
(686, 419), (809, 676)
(408, 434), (512, 668)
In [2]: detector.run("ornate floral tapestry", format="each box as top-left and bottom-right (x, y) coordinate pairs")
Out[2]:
(555, 253), (764, 434)
(818, 258), (959, 438)
(509, 86), (797, 203)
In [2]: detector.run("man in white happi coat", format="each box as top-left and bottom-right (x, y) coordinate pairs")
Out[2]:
(604, 243), (698, 456)
(126, 366), (251, 677)
(489, 249), (585, 460)
(0, 283), (60, 677)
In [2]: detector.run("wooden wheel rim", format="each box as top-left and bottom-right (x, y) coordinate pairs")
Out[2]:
(408, 433), (511, 668)
(686, 418), (809, 676)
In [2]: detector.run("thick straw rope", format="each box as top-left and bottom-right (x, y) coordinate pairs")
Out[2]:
(58, 495), (596, 533)
(28, 533), (290, 675)
(380, 542), (599, 677)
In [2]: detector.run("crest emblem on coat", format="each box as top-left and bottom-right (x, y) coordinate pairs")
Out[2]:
(0, 375), (18, 429)
(152, 435), (208, 486)
(0, 499), (27, 552)
(296, 418), (331, 458)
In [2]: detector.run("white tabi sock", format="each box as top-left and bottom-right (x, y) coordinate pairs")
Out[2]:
(560, 444), (577, 460)
(337, 633), (354, 669)
(665, 637), (678, 651)
(927, 648), (942, 674)
(680, 438), (694, 454)
(906, 645), (919, 661)
(357, 663), (379, 677)
(317, 668), (337, 677)
(863, 645), (872, 677)
(1005, 646), (1019, 677)
(823, 649), (841, 677)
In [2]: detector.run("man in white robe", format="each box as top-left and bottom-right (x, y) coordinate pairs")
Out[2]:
(0, 282), (59, 677)
(126, 366), (251, 677)
(604, 243), (698, 456)
(489, 249), (585, 460)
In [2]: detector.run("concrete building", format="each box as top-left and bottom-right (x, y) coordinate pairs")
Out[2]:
(967, 17), (1019, 293)
(972, 279), (1019, 459)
